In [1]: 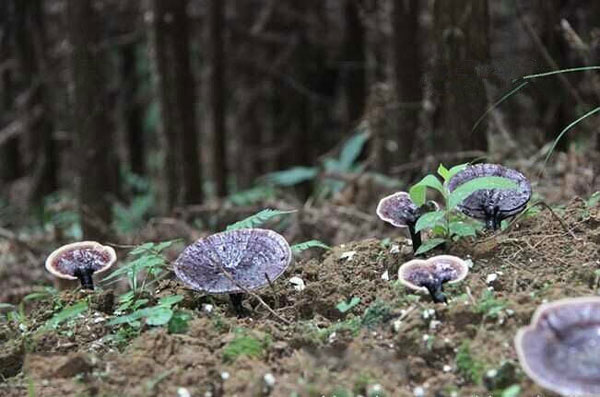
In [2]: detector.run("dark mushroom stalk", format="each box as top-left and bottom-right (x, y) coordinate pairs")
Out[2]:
(173, 228), (292, 317)
(447, 164), (532, 231)
(398, 255), (469, 304)
(515, 297), (600, 396)
(45, 241), (117, 291)
(376, 192), (438, 253)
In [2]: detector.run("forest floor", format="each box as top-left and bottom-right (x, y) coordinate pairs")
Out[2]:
(1, 194), (599, 397)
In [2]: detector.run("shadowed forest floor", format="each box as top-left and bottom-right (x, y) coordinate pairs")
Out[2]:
(1, 196), (599, 396)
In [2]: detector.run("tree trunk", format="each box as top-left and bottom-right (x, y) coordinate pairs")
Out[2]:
(67, 0), (117, 240)
(341, 0), (366, 124)
(431, 0), (490, 153)
(392, 0), (422, 163)
(152, 0), (202, 210)
(120, 42), (145, 176)
(209, 0), (227, 197)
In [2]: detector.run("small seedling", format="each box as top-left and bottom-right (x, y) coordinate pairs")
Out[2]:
(336, 297), (361, 314)
(408, 163), (519, 254)
(222, 328), (270, 362)
(474, 289), (507, 319)
(456, 340), (485, 384)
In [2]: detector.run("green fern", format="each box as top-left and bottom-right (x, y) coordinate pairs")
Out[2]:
(226, 208), (296, 231)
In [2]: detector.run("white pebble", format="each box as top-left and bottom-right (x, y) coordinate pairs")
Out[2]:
(393, 319), (402, 333)
(221, 371), (230, 380)
(390, 244), (400, 254)
(443, 365), (452, 372)
(177, 387), (191, 397)
(381, 270), (389, 281)
(202, 304), (214, 314)
(486, 273), (498, 284)
(413, 386), (425, 397)
(340, 250), (356, 261)
(263, 373), (276, 387)
(288, 276), (306, 291)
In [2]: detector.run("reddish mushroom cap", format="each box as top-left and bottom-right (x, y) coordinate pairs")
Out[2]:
(398, 255), (469, 292)
(515, 297), (600, 396)
(173, 228), (292, 294)
(376, 192), (420, 228)
(45, 241), (117, 280)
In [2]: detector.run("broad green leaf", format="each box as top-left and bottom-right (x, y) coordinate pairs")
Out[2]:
(168, 311), (191, 334)
(449, 221), (477, 237)
(339, 131), (369, 170)
(587, 191), (600, 207)
(0, 303), (15, 309)
(45, 301), (88, 329)
(446, 163), (469, 182)
(129, 242), (154, 256)
(158, 294), (184, 307)
(414, 238), (446, 255)
(291, 240), (330, 254)
(448, 176), (518, 209)
(336, 297), (361, 313)
(264, 166), (318, 187)
(409, 175), (445, 205)
(501, 385), (521, 397)
(415, 210), (445, 232)
(226, 208), (296, 231)
(437, 164), (449, 180)
(144, 307), (173, 326)
(154, 240), (179, 253)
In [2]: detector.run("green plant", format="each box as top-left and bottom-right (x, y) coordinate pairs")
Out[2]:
(361, 300), (392, 328)
(408, 163), (518, 254)
(108, 294), (185, 328)
(222, 328), (270, 363)
(44, 301), (89, 330)
(456, 341), (485, 384)
(474, 289), (507, 319)
(336, 297), (361, 314)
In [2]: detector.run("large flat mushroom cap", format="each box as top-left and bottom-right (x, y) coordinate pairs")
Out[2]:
(173, 228), (292, 294)
(376, 192), (420, 227)
(447, 163), (531, 220)
(45, 241), (116, 280)
(515, 297), (600, 396)
(398, 255), (468, 292)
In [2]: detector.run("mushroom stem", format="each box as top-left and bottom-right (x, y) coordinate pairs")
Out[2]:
(484, 205), (501, 230)
(73, 267), (95, 290)
(229, 293), (247, 317)
(423, 281), (447, 304)
(407, 222), (422, 253)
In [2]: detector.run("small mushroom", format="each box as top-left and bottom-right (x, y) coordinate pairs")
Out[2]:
(173, 228), (292, 315)
(397, 255), (469, 303)
(45, 241), (117, 290)
(515, 297), (600, 396)
(376, 192), (439, 253)
(447, 163), (531, 230)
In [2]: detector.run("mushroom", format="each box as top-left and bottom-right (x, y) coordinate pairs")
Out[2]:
(376, 192), (439, 253)
(397, 255), (469, 303)
(173, 228), (292, 314)
(515, 297), (600, 396)
(45, 241), (117, 290)
(447, 163), (531, 230)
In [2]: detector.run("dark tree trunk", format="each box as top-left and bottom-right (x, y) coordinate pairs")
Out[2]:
(152, 0), (202, 210)
(431, 0), (490, 153)
(392, 0), (422, 163)
(341, 0), (366, 124)
(15, 0), (58, 204)
(209, 0), (227, 197)
(67, 0), (117, 240)
(120, 42), (145, 176)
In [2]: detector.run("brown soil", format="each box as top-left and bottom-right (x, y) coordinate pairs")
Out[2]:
(1, 197), (599, 397)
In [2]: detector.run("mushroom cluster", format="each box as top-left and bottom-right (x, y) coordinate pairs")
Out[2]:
(448, 163), (531, 230)
(45, 241), (116, 290)
(397, 255), (469, 303)
(515, 297), (600, 396)
(173, 228), (292, 313)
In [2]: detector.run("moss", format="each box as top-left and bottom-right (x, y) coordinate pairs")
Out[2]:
(456, 341), (485, 384)
(361, 300), (392, 328)
(222, 329), (270, 363)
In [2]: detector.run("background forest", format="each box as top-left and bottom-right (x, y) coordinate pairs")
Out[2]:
(1, 0), (599, 242)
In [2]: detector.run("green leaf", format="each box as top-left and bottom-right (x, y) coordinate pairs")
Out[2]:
(158, 295), (184, 307)
(144, 307), (173, 326)
(264, 166), (318, 187)
(45, 301), (88, 329)
(409, 175), (445, 205)
(226, 208), (296, 231)
(437, 164), (449, 180)
(336, 297), (361, 313)
(587, 191), (600, 208)
(414, 238), (446, 255)
(446, 163), (469, 182)
(0, 303), (15, 309)
(501, 385), (521, 397)
(168, 311), (191, 334)
(128, 242), (155, 256)
(291, 240), (330, 254)
(102, 255), (165, 282)
(448, 176), (518, 209)
(449, 221), (477, 237)
(415, 210), (445, 232)
(339, 131), (369, 170)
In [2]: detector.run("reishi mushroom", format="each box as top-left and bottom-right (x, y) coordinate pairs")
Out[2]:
(447, 163), (531, 230)
(173, 228), (292, 314)
(376, 191), (438, 253)
(515, 297), (600, 396)
(45, 241), (117, 290)
(397, 255), (469, 303)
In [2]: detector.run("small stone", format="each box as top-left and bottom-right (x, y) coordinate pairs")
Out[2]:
(443, 365), (452, 372)
(202, 304), (214, 314)
(177, 387), (191, 397)
(221, 371), (230, 380)
(263, 373), (275, 387)
(464, 259), (474, 268)
(390, 244), (400, 254)
(486, 273), (498, 284)
(429, 320), (441, 330)
(381, 271), (389, 281)
(340, 251), (356, 261)
(400, 245), (413, 255)
(393, 319), (402, 333)
(413, 386), (425, 397)
(289, 276), (306, 291)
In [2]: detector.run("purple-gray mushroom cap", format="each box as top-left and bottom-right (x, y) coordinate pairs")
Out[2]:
(447, 163), (531, 220)
(173, 228), (292, 294)
(45, 241), (117, 280)
(515, 297), (600, 396)
(376, 192), (420, 227)
(397, 255), (469, 292)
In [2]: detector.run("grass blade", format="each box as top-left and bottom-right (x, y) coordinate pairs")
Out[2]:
(471, 81), (529, 132)
(517, 66), (600, 82)
(226, 209), (296, 231)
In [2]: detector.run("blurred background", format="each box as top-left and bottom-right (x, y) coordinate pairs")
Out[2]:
(0, 0), (599, 248)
